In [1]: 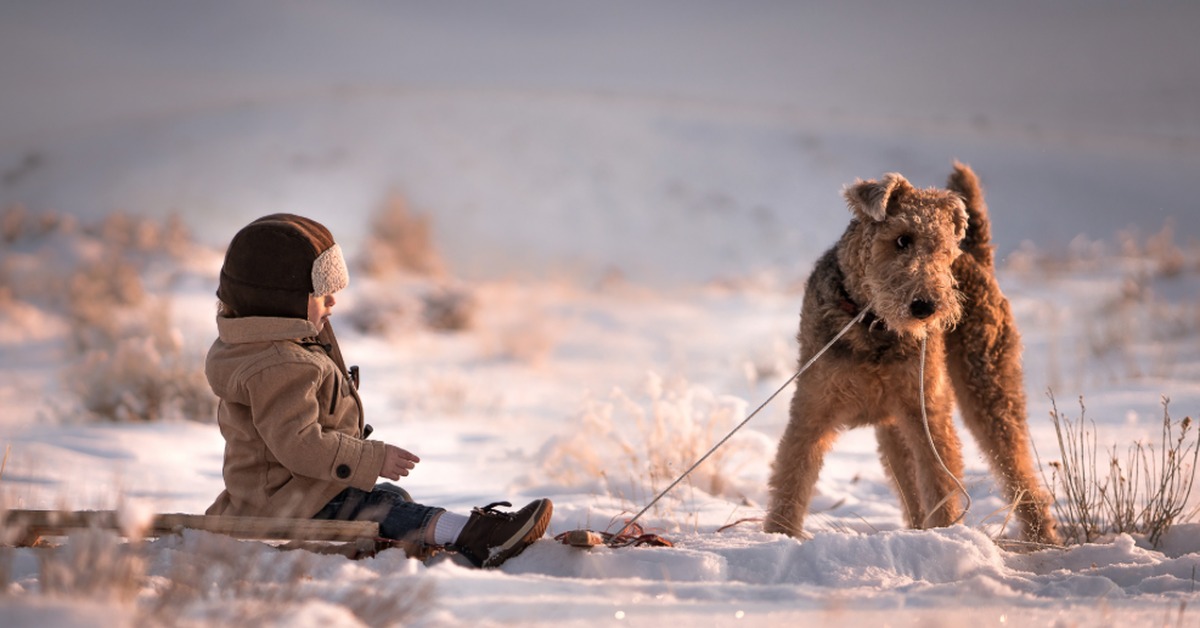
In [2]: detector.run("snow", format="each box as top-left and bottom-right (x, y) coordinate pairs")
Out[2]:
(3, 1), (1200, 626)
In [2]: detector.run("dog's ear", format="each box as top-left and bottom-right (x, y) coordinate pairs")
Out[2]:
(843, 173), (911, 222)
(949, 195), (969, 242)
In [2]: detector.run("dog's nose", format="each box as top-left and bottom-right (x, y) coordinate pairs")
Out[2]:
(910, 299), (937, 320)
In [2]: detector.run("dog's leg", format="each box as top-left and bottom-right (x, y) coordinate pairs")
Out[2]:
(948, 259), (1060, 544)
(765, 379), (846, 537)
(902, 405), (965, 529)
(946, 162), (1059, 544)
(875, 419), (926, 529)
(892, 353), (965, 529)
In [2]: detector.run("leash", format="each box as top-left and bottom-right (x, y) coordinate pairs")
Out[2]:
(918, 334), (972, 527)
(608, 309), (971, 544)
(609, 307), (868, 544)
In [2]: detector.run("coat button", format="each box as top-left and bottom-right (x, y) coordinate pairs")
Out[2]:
(336, 464), (351, 479)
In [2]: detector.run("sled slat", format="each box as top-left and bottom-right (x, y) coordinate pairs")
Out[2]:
(3, 509), (380, 544)
(152, 513), (379, 541)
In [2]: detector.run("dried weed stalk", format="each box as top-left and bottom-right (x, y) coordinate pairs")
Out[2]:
(1040, 392), (1199, 547)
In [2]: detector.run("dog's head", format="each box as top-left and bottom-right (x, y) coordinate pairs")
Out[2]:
(837, 172), (969, 338)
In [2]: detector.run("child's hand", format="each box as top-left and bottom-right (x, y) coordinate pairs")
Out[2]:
(381, 444), (421, 480)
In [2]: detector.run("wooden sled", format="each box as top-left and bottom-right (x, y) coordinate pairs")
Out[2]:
(2, 509), (396, 559)
(554, 523), (673, 549)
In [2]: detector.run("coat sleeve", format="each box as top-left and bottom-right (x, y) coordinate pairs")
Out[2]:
(246, 361), (385, 491)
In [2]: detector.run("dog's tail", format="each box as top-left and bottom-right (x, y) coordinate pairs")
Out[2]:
(946, 161), (993, 267)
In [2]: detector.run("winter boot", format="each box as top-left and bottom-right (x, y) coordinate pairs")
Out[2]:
(449, 499), (553, 568)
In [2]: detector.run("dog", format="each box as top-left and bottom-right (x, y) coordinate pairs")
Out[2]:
(765, 162), (1058, 545)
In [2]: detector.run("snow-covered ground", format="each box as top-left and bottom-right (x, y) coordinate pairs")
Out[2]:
(5, 213), (1200, 628)
(3, 2), (1200, 626)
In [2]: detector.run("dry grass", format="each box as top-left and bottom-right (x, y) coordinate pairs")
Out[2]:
(1, 204), (75, 243)
(1038, 392), (1199, 548)
(342, 289), (420, 338)
(1006, 220), (1199, 280)
(61, 223), (215, 423)
(1011, 221), (1200, 390)
(37, 529), (145, 602)
(65, 332), (215, 423)
(0, 520), (435, 626)
(344, 281), (479, 339)
(346, 197), (480, 338)
(538, 372), (763, 520)
(0, 207), (216, 423)
(177, 538), (434, 627)
(1120, 219), (1195, 279)
(357, 194), (446, 279)
(421, 285), (477, 332)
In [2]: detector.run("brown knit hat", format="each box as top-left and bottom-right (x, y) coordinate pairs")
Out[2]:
(217, 214), (350, 319)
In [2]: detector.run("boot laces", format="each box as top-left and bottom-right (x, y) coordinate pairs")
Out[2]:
(473, 501), (514, 518)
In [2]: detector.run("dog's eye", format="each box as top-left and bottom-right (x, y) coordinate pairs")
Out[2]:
(896, 234), (913, 250)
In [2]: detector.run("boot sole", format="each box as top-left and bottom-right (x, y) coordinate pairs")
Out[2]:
(482, 499), (554, 568)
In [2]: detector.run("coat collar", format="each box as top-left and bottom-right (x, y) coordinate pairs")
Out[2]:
(216, 315), (321, 345)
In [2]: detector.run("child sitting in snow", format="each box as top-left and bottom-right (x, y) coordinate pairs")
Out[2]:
(205, 213), (552, 567)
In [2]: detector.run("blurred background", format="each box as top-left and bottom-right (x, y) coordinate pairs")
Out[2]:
(3, 4), (1200, 588)
(3, 0), (1198, 283)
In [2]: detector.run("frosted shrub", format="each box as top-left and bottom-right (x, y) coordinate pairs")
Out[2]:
(0, 209), (223, 424)
(66, 333), (214, 423)
(421, 285), (476, 332)
(1120, 220), (1194, 279)
(539, 373), (760, 504)
(357, 195), (445, 278)
(91, 210), (193, 258)
(63, 262), (216, 423)
(343, 290), (417, 338)
(2, 204), (74, 243)
(347, 197), (480, 336)
(344, 281), (478, 337)
(65, 255), (147, 353)
(1007, 219), (1198, 279)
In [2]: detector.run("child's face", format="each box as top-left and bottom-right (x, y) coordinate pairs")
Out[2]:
(307, 292), (337, 332)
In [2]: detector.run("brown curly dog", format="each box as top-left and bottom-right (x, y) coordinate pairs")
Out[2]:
(765, 162), (1058, 545)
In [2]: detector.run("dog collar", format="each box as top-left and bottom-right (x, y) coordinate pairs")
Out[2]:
(837, 286), (877, 328)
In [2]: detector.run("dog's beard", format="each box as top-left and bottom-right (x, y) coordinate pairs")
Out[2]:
(867, 288), (962, 340)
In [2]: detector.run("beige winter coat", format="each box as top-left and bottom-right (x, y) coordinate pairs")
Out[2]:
(205, 316), (385, 519)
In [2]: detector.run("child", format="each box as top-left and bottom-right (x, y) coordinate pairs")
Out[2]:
(205, 213), (552, 567)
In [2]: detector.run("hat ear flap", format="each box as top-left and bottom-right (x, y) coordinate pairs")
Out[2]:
(312, 243), (349, 296)
(843, 173), (911, 222)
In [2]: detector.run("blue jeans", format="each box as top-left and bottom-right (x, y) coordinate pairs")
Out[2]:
(313, 483), (444, 545)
